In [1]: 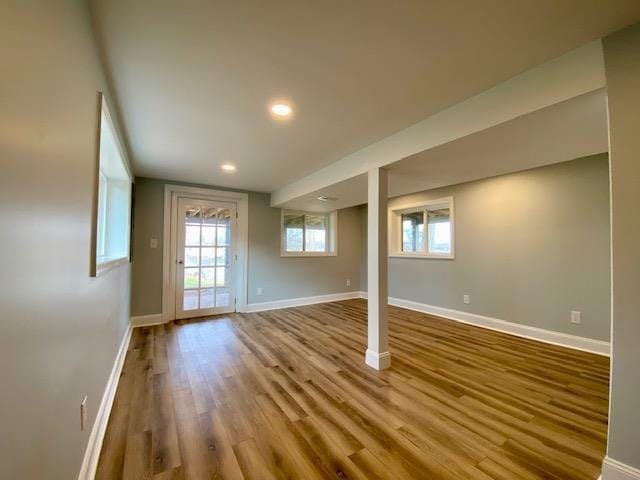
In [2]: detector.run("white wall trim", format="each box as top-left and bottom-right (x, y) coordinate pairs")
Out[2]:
(77, 325), (132, 480)
(358, 292), (610, 356)
(131, 313), (163, 327)
(244, 291), (362, 313)
(601, 457), (640, 480)
(162, 185), (249, 322)
(365, 349), (391, 370)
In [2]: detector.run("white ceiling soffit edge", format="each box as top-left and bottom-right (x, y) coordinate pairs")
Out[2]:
(270, 40), (605, 207)
(280, 88), (608, 213)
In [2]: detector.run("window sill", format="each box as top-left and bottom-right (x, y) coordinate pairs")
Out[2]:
(94, 256), (129, 276)
(389, 253), (454, 260)
(280, 252), (337, 258)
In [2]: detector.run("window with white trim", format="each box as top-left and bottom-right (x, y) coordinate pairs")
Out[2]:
(95, 96), (132, 272)
(281, 210), (337, 256)
(390, 197), (454, 258)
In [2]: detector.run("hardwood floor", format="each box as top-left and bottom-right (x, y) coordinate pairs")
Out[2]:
(96, 299), (609, 480)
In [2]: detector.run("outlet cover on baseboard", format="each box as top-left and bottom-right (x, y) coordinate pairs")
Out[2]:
(257, 287), (263, 296)
(463, 295), (470, 305)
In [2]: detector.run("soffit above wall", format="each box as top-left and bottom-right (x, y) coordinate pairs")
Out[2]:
(282, 88), (608, 212)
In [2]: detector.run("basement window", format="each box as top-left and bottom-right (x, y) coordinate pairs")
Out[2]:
(390, 197), (454, 259)
(281, 210), (337, 256)
(93, 94), (133, 275)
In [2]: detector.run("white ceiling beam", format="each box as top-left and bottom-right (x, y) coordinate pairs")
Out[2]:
(270, 40), (605, 207)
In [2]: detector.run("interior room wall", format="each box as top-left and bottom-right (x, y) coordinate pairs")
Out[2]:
(131, 178), (362, 316)
(362, 154), (611, 342)
(602, 21), (640, 474)
(0, 1), (132, 478)
(247, 192), (361, 304)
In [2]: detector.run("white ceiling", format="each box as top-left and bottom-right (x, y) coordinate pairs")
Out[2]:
(282, 89), (608, 212)
(90, 1), (639, 192)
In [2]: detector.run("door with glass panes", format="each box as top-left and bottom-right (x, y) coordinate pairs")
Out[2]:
(175, 198), (236, 318)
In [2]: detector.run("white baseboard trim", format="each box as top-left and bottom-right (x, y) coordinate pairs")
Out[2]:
(365, 349), (391, 370)
(601, 457), (640, 480)
(78, 325), (132, 480)
(359, 292), (610, 356)
(131, 313), (164, 327)
(243, 291), (363, 313)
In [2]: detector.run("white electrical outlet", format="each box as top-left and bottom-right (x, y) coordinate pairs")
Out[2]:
(150, 238), (158, 249)
(571, 310), (581, 324)
(346, 278), (351, 287)
(463, 294), (470, 305)
(80, 396), (88, 431)
(257, 287), (263, 296)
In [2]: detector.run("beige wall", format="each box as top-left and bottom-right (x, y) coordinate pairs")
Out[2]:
(131, 178), (362, 316)
(362, 154), (611, 341)
(602, 22), (640, 472)
(0, 1), (131, 479)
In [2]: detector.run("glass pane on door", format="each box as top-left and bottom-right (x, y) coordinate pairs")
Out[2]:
(202, 207), (217, 246)
(200, 288), (215, 308)
(183, 289), (199, 311)
(217, 209), (231, 246)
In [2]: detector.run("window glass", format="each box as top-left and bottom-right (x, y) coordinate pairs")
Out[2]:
(401, 211), (424, 252)
(427, 208), (451, 254)
(97, 171), (108, 257)
(304, 215), (327, 252)
(284, 214), (304, 252)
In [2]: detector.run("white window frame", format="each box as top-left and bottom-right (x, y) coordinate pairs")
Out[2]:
(91, 93), (133, 276)
(280, 210), (338, 257)
(389, 196), (455, 259)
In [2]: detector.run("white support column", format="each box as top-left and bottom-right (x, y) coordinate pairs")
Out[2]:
(366, 167), (390, 370)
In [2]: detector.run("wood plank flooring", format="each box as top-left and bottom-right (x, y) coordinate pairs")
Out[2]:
(96, 299), (609, 479)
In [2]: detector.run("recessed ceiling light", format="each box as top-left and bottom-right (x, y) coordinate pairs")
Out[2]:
(271, 103), (293, 117)
(317, 195), (338, 202)
(221, 164), (236, 172)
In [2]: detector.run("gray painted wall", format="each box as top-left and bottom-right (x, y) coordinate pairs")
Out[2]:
(0, 2), (131, 478)
(362, 155), (611, 341)
(247, 192), (361, 304)
(131, 178), (170, 316)
(131, 179), (362, 315)
(603, 23), (640, 471)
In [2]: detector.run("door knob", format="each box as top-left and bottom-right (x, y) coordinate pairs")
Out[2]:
(177, 259), (184, 264)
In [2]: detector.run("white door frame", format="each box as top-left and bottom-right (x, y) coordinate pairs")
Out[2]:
(175, 197), (237, 319)
(162, 184), (249, 321)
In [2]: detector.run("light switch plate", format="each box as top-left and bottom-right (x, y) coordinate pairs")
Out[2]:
(150, 238), (158, 249)
(571, 311), (581, 324)
(80, 396), (88, 431)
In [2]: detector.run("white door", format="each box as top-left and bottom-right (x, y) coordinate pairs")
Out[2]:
(175, 197), (236, 319)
